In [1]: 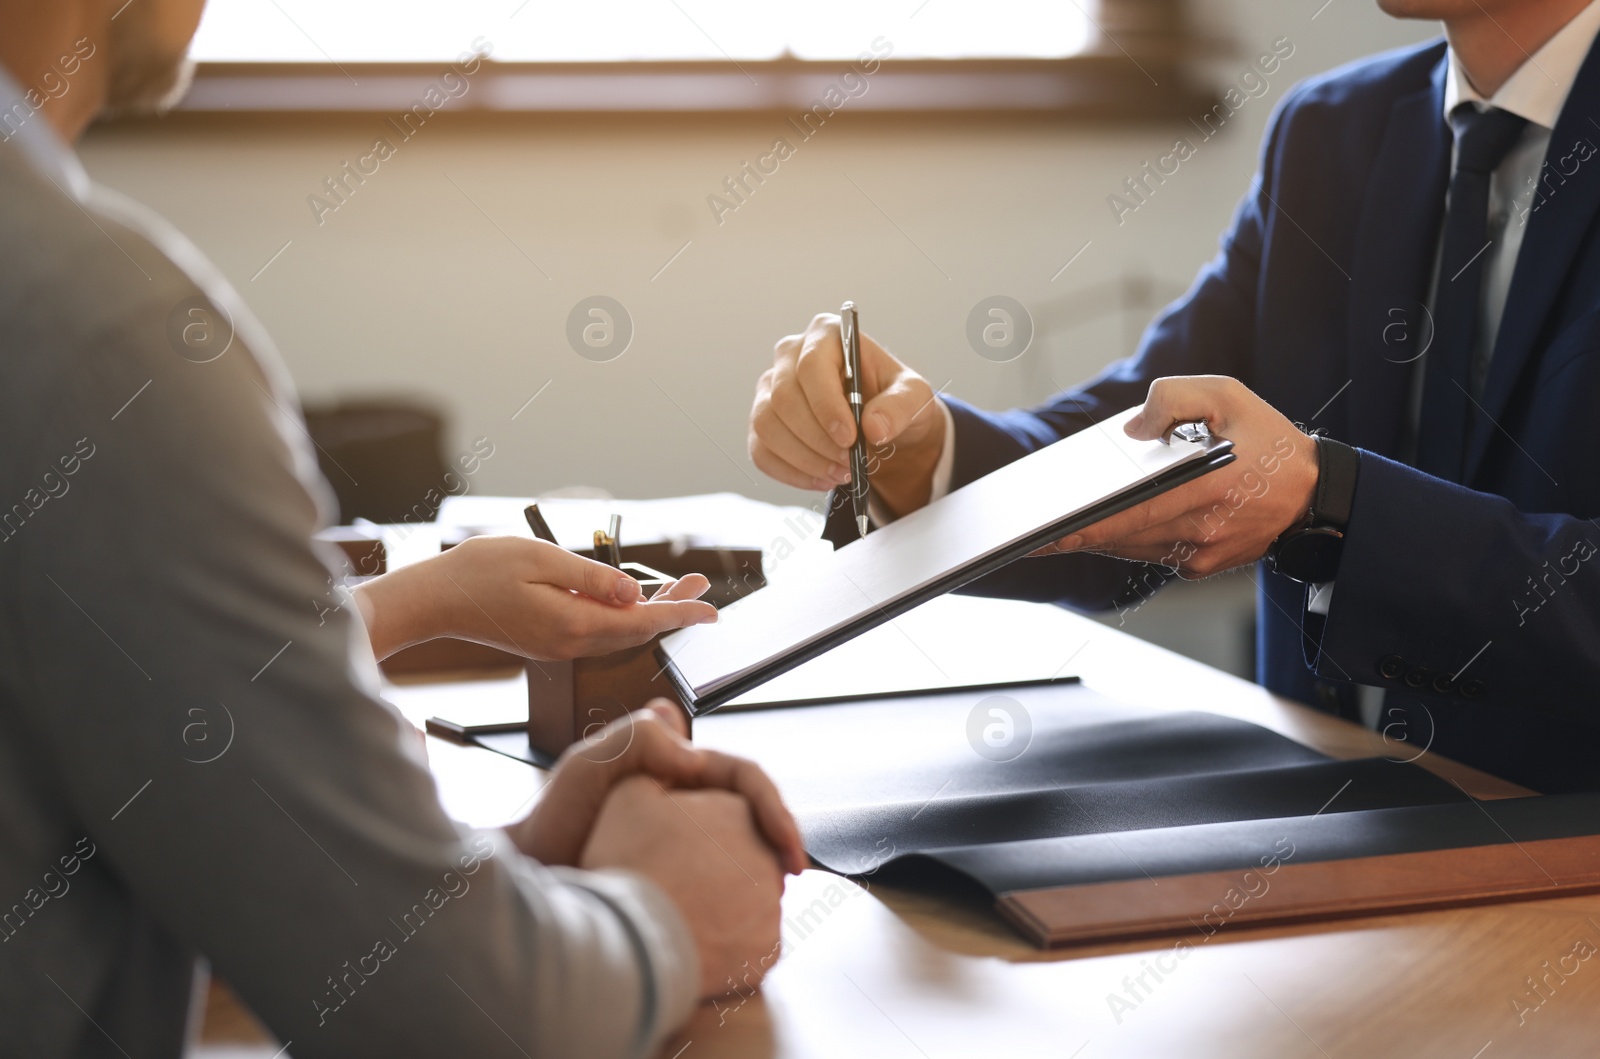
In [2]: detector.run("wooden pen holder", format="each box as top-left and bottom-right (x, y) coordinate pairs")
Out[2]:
(526, 637), (688, 761)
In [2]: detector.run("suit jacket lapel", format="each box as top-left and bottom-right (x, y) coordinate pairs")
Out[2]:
(1345, 51), (1450, 458)
(1465, 32), (1600, 480)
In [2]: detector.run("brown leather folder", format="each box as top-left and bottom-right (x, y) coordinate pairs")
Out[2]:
(735, 685), (1600, 951)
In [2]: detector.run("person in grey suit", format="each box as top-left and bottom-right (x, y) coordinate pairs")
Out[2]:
(0, 2), (807, 1056)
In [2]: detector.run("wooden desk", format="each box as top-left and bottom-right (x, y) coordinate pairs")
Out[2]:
(202, 596), (1598, 1058)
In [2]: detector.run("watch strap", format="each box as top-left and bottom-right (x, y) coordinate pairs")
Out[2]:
(1311, 436), (1359, 531)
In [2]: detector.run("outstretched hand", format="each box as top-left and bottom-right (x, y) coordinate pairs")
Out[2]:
(353, 535), (718, 662)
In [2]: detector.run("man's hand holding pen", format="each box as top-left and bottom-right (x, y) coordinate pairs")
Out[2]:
(749, 312), (948, 519)
(750, 314), (1321, 579)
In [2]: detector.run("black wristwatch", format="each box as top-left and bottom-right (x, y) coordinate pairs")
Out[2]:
(1266, 435), (1359, 584)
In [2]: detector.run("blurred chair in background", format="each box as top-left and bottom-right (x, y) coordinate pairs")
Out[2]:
(302, 398), (450, 524)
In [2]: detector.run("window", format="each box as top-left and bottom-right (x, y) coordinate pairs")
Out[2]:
(177, 0), (1204, 115)
(192, 0), (1097, 62)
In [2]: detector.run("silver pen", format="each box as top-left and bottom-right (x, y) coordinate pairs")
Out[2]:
(841, 301), (870, 539)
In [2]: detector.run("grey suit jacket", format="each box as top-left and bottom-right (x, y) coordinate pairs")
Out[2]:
(0, 125), (694, 1057)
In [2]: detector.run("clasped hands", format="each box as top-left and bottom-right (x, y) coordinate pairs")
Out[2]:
(750, 312), (1321, 578)
(518, 700), (806, 1001)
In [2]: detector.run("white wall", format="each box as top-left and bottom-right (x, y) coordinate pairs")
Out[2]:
(76, 0), (1439, 675)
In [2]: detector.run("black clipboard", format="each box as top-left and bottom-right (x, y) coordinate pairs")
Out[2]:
(659, 414), (1234, 715)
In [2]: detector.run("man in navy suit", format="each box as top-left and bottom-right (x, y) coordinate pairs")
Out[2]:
(748, 0), (1600, 793)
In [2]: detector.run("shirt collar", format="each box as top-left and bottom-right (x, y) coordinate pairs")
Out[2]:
(1444, 0), (1600, 128)
(0, 62), (91, 201)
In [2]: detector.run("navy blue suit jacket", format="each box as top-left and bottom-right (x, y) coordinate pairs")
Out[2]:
(828, 39), (1600, 793)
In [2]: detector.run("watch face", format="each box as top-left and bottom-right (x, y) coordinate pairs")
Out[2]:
(1274, 527), (1344, 583)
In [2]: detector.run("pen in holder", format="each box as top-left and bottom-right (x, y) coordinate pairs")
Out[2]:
(594, 514), (622, 568)
(591, 513), (672, 595)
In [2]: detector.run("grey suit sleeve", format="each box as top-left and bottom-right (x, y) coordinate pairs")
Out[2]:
(4, 185), (697, 1056)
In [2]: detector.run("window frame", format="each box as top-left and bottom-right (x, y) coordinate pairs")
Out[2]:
(173, 54), (1210, 117)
